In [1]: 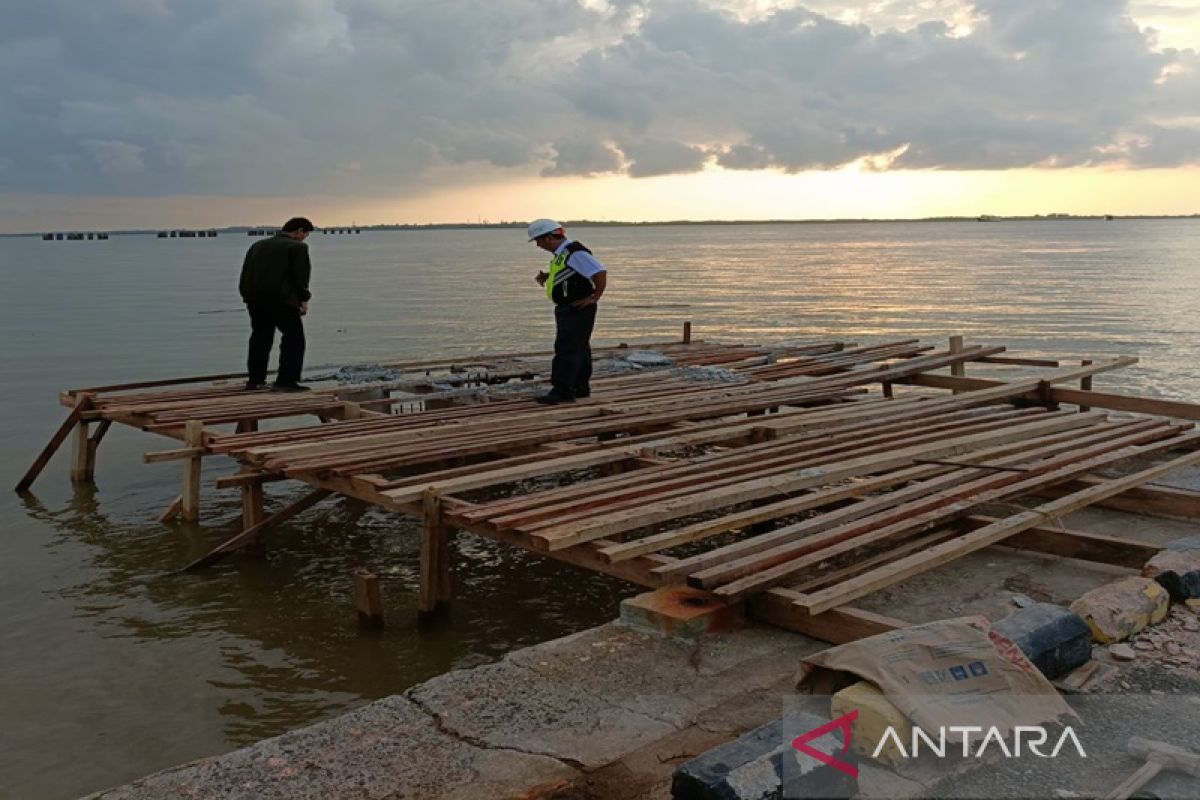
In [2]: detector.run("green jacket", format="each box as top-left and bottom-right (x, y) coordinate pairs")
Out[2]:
(239, 234), (312, 307)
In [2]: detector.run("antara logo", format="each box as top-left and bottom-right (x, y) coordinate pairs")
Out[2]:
(790, 711), (1087, 776)
(873, 726), (1087, 760)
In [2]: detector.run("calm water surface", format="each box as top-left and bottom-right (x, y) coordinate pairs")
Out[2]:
(1, 221), (1199, 799)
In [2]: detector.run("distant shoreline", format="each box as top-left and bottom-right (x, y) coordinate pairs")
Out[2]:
(4, 214), (1198, 238)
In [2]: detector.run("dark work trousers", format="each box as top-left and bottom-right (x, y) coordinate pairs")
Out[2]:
(246, 301), (306, 385)
(551, 303), (597, 397)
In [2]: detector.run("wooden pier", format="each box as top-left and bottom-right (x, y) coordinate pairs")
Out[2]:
(18, 328), (1200, 643)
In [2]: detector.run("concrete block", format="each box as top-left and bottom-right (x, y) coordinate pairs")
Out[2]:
(621, 586), (743, 640)
(672, 712), (858, 800)
(991, 603), (1092, 679)
(1142, 536), (1200, 602)
(1069, 576), (1170, 643)
(831, 682), (910, 768)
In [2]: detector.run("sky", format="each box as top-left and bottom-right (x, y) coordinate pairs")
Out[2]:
(1, 0), (1198, 232)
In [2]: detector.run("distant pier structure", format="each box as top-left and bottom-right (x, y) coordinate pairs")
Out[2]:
(43, 232), (109, 241)
(246, 229), (277, 237)
(157, 229), (219, 238)
(322, 225), (361, 234)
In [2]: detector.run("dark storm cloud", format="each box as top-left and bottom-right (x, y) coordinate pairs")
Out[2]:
(0, 0), (1196, 197)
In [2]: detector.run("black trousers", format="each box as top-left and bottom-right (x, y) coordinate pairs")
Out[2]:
(551, 303), (597, 397)
(246, 301), (305, 385)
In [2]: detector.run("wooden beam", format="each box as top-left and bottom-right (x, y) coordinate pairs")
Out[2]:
(796, 440), (1200, 614)
(15, 393), (93, 492)
(905, 374), (1200, 421)
(967, 515), (1159, 569)
(1030, 475), (1200, 519)
(180, 488), (333, 571)
(747, 589), (905, 644)
(144, 446), (205, 464)
(157, 494), (183, 525)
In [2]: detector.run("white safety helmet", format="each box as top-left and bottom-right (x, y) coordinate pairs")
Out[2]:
(527, 218), (563, 241)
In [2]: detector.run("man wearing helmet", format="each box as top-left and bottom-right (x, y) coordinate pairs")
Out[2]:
(527, 219), (608, 404)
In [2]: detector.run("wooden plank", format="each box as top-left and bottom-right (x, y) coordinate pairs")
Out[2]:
(489, 409), (1021, 534)
(978, 356), (1060, 367)
(599, 464), (948, 563)
(180, 488), (334, 572)
(15, 393), (93, 492)
(527, 411), (1108, 551)
(703, 421), (1185, 600)
(650, 418), (1125, 580)
(796, 437), (1200, 613)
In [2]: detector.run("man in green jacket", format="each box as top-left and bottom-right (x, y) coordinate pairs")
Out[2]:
(238, 217), (315, 392)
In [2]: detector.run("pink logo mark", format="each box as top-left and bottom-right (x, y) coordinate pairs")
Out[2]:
(790, 710), (859, 778)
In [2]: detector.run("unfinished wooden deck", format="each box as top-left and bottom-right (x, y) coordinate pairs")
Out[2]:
(19, 328), (1200, 644)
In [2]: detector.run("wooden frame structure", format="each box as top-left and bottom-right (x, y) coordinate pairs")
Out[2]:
(18, 327), (1200, 644)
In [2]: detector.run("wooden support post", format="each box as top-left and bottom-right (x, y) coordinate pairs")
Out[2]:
(1079, 360), (1093, 412)
(419, 489), (453, 619)
(949, 335), (965, 395)
(241, 481), (265, 530)
(181, 420), (204, 521)
(235, 418), (258, 433)
(71, 419), (94, 483)
(882, 381), (893, 399)
(682, 321), (692, 344)
(16, 393), (93, 492)
(354, 569), (385, 629)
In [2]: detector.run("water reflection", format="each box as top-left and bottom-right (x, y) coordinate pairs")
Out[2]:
(18, 483), (637, 748)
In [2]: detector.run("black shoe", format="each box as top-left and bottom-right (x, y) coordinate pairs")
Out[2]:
(272, 383), (311, 393)
(574, 389), (591, 398)
(244, 382), (267, 391)
(535, 391), (575, 405)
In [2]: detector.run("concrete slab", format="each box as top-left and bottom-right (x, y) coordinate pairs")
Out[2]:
(85, 695), (575, 800)
(411, 622), (821, 766)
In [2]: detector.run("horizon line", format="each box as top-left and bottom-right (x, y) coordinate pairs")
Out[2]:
(5, 212), (1200, 237)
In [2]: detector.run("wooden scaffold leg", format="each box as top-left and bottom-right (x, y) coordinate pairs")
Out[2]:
(354, 569), (385, 630)
(949, 334), (965, 395)
(15, 393), (94, 493)
(419, 488), (453, 620)
(181, 420), (204, 521)
(180, 488), (333, 572)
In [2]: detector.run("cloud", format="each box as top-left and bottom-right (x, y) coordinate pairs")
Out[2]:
(620, 138), (710, 176)
(541, 135), (624, 176)
(0, 0), (1197, 199)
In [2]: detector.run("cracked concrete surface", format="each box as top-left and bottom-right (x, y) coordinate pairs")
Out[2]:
(84, 622), (822, 800)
